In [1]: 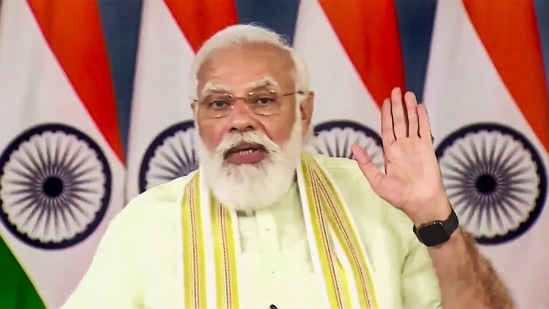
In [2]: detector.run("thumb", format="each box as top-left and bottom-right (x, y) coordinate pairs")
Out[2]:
(351, 143), (384, 188)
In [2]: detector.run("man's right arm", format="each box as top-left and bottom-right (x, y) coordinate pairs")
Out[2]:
(424, 227), (514, 309)
(61, 215), (143, 309)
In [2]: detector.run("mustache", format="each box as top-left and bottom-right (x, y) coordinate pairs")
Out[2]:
(215, 132), (280, 159)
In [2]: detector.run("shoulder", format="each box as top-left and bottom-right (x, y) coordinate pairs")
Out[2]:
(311, 153), (417, 248)
(310, 153), (438, 299)
(311, 152), (361, 170)
(310, 153), (373, 197)
(127, 172), (196, 208)
(310, 153), (371, 191)
(109, 172), (196, 229)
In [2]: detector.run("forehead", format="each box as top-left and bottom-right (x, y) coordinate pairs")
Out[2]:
(196, 43), (295, 93)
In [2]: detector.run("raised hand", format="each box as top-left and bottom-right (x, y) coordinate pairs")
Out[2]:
(351, 87), (451, 224)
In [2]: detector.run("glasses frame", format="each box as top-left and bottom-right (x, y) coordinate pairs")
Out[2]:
(193, 90), (305, 118)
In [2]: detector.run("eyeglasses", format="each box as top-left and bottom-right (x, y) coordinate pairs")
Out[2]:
(193, 89), (305, 119)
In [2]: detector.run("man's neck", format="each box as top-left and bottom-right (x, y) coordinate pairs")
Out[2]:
(231, 179), (298, 217)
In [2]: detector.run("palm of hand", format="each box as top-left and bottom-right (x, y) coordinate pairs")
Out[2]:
(377, 137), (443, 209)
(352, 88), (449, 220)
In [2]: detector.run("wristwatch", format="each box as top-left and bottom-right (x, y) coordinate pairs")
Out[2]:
(413, 208), (459, 247)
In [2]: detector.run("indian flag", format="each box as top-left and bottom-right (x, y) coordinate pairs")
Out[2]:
(0, 1), (125, 308)
(424, 0), (549, 307)
(293, 0), (405, 168)
(125, 0), (238, 202)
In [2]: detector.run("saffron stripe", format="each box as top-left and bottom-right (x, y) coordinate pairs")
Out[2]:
(318, 0), (405, 108)
(463, 0), (549, 151)
(28, 0), (124, 161)
(164, 0), (238, 53)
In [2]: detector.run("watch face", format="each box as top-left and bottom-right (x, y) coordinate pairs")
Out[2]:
(418, 222), (451, 246)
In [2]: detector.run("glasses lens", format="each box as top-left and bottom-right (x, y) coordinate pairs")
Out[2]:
(248, 90), (280, 114)
(200, 93), (233, 118)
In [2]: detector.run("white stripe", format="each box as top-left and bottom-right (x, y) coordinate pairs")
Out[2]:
(126, 0), (197, 201)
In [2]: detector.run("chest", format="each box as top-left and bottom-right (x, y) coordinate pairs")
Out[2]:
(139, 230), (405, 309)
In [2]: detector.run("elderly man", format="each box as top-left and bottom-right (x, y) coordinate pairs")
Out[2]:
(63, 25), (513, 309)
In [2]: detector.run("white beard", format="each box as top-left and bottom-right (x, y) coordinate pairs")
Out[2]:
(197, 118), (303, 211)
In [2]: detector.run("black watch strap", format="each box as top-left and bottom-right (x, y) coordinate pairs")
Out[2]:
(413, 208), (459, 247)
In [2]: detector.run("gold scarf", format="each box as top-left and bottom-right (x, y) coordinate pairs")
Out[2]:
(181, 153), (378, 308)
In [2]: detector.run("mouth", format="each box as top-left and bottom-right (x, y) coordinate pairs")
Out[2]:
(224, 142), (267, 164)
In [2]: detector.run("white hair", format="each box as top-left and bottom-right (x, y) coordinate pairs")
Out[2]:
(189, 24), (310, 102)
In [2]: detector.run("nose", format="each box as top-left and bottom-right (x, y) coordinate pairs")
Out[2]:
(228, 99), (257, 133)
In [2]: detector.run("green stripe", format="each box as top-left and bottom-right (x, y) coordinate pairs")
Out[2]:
(0, 234), (46, 309)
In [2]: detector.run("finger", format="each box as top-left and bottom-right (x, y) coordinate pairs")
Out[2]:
(351, 143), (384, 189)
(404, 91), (419, 138)
(380, 98), (395, 146)
(390, 87), (408, 139)
(417, 104), (432, 143)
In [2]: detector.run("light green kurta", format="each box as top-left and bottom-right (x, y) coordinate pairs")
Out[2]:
(62, 154), (442, 309)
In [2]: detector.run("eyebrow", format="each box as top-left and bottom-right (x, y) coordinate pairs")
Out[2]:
(201, 82), (228, 96)
(200, 76), (280, 97)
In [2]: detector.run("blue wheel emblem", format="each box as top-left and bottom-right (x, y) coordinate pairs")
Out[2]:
(0, 124), (111, 249)
(139, 121), (199, 193)
(307, 120), (384, 169)
(435, 123), (546, 244)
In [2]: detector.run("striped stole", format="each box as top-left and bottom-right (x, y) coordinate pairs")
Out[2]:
(181, 153), (378, 308)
